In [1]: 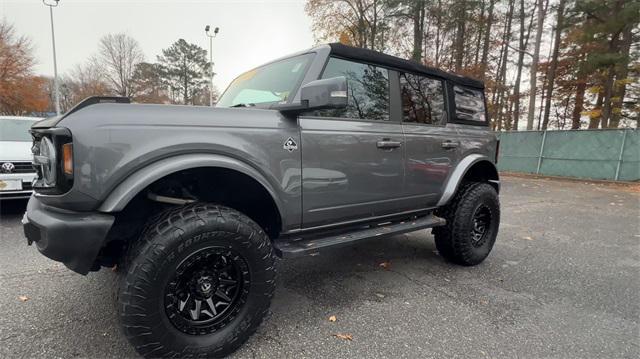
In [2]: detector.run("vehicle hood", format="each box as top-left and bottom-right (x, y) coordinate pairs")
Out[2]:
(44, 102), (294, 211)
(56, 103), (285, 130)
(0, 141), (32, 162)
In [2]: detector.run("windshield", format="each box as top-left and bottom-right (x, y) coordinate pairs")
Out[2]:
(0, 119), (36, 141)
(217, 53), (314, 108)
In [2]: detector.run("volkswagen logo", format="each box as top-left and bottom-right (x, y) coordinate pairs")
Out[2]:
(1, 162), (15, 173)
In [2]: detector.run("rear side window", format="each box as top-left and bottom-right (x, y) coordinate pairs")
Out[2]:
(454, 85), (486, 123)
(318, 57), (389, 121)
(399, 72), (446, 125)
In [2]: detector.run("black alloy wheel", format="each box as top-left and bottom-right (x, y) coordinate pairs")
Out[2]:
(118, 204), (276, 358)
(433, 182), (500, 266)
(165, 247), (249, 335)
(470, 204), (492, 248)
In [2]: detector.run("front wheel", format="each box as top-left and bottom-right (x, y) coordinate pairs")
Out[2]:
(433, 182), (500, 266)
(118, 204), (276, 358)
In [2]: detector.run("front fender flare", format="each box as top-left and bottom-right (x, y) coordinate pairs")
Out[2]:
(97, 153), (285, 218)
(436, 154), (499, 207)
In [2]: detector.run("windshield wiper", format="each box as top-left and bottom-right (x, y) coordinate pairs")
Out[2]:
(230, 103), (255, 108)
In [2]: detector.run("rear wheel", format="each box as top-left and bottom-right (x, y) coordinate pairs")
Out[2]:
(118, 203), (275, 358)
(433, 182), (500, 266)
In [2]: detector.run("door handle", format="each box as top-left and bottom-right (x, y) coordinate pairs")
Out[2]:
(377, 140), (402, 149)
(441, 140), (459, 149)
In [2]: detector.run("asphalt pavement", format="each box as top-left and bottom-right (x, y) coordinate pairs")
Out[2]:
(1, 175), (638, 358)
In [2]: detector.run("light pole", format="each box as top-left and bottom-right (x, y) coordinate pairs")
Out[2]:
(205, 25), (219, 107)
(43, 0), (61, 115)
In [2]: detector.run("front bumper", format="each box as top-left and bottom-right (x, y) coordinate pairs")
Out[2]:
(22, 196), (115, 275)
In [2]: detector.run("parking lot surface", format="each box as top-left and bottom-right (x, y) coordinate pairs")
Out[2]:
(1, 175), (638, 358)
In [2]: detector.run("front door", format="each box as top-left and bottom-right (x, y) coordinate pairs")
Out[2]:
(299, 57), (404, 229)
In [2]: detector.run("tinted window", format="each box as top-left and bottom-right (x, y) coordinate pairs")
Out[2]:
(399, 73), (445, 125)
(318, 57), (389, 121)
(454, 85), (486, 123)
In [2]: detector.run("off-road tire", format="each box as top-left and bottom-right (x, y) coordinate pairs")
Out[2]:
(118, 203), (276, 358)
(433, 182), (500, 266)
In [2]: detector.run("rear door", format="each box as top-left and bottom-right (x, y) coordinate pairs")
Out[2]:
(299, 57), (405, 229)
(400, 72), (457, 208)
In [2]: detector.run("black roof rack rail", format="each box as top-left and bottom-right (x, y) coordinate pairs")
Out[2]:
(64, 96), (130, 117)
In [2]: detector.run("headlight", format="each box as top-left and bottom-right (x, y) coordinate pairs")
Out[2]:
(30, 127), (74, 194)
(34, 136), (57, 187)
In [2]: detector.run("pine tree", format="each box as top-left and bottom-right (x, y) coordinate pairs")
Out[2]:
(157, 39), (211, 105)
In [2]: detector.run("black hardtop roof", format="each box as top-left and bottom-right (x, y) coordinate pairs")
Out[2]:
(328, 43), (484, 89)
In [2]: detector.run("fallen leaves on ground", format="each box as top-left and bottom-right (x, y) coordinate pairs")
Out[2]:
(379, 261), (391, 270)
(333, 333), (353, 341)
(328, 315), (336, 322)
(18, 295), (29, 302)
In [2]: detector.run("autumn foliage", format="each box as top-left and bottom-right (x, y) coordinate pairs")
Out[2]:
(0, 21), (49, 115)
(306, 0), (639, 130)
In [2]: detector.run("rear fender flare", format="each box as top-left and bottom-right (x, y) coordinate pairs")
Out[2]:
(436, 154), (499, 207)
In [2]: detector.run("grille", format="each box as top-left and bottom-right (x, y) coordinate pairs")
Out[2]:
(2, 161), (35, 174)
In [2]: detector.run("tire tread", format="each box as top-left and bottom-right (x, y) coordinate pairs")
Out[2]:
(118, 203), (276, 358)
(433, 182), (500, 266)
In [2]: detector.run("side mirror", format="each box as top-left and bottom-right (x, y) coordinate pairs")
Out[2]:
(300, 76), (348, 110)
(273, 76), (348, 114)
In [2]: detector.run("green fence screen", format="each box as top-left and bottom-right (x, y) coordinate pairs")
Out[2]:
(497, 129), (639, 181)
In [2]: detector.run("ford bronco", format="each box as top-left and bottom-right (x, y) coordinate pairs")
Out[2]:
(23, 43), (500, 357)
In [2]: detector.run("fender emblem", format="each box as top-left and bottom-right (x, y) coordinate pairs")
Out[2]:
(283, 137), (298, 152)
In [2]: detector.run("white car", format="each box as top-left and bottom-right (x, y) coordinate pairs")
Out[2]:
(0, 116), (41, 200)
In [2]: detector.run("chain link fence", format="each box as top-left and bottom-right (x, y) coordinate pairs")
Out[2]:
(497, 129), (639, 181)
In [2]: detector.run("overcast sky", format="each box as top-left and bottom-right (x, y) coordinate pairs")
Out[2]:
(2, 0), (315, 91)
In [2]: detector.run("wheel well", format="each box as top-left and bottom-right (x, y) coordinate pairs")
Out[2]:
(99, 167), (282, 267)
(462, 160), (499, 192)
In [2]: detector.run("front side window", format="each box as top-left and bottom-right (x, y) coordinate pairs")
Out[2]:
(400, 73), (445, 125)
(217, 53), (314, 107)
(454, 85), (486, 123)
(318, 57), (389, 121)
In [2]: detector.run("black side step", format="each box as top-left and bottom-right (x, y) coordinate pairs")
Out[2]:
(274, 214), (446, 258)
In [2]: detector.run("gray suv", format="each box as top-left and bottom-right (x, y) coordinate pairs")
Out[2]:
(23, 43), (500, 357)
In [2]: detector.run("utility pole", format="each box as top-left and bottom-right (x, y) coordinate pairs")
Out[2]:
(205, 25), (219, 106)
(43, 0), (61, 115)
